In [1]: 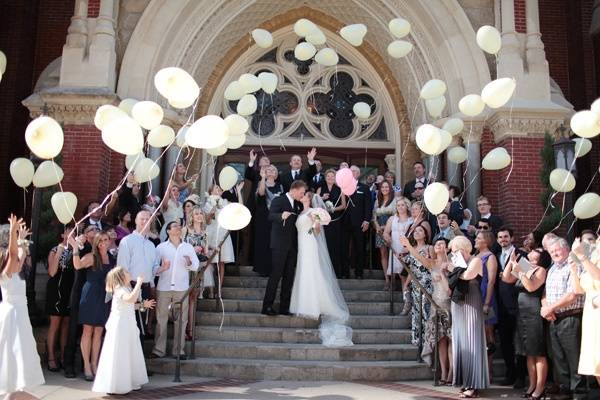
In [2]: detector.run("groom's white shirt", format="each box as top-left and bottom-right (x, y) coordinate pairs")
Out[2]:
(286, 192), (294, 208)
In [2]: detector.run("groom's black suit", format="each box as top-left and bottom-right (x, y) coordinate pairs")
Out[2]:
(262, 193), (303, 314)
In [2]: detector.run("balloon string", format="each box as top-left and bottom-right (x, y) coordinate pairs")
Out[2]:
(23, 189), (27, 217)
(505, 135), (514, 183)
(549, 194), (569, 234)
(460, 167), (483, 203)
(400, 94), (420, 160)
(462, 120), (473, 191)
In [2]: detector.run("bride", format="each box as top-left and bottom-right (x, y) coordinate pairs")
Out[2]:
(290, 192), (353, 347)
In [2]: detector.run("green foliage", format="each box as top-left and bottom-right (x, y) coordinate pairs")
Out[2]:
(35, 186), (62, 263)
(538, 132), (562, 234)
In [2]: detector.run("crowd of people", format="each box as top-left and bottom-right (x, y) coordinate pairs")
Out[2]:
(0, 149), (599, 399)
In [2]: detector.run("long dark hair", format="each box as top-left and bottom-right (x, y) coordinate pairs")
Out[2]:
(377, 181), (393, 208)
(91, 232), (110, 271)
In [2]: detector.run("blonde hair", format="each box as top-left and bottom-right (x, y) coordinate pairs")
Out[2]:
(450, 235), (473, 254)
(105, 266), (130, 293)
(395, 196), (411, 216)
(186, 206), (205, 230)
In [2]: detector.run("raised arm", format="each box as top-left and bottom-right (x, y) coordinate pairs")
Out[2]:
(122, 276), (144, 303)
(47, 246), (62, 278)
(398, 236), (435, 269)
(4, 215), (22, 276)
(68, 236), (93, 270)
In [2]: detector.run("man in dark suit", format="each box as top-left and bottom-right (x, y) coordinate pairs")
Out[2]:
(342, 165), (372, 279)
(309, 159), (324, 192)
(403, 161), (429, 201)
(475, 195), (503, 233)
(278, 148), (317, 192)
(261, 180), (307, 316)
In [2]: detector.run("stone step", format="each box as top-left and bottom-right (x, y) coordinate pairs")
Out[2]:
(219, 287), (392, 302)
(226, 265), (385, 279)
(223, 276), (391, 291)
(148, 357), (432, 381)
(196, 311), (410, 329)
(198, 299), (401, 315)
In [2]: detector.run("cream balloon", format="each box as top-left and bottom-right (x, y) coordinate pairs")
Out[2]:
(415, 124), (442, 155)
(51, 192), (77, 224)
(573, 192), (600, 219)
(251, 29), (273, 48)
(131, 101), (163, 130)
(25, 116), (64, 159)
(0, 50), (6, 74)
(425, 96), (446, 118)
(424, 182), (450, 215)
(185, 115), (229, 149)
(549, 168), (576, 193)
(443, 118), (464, 136)
(353, 102), (371, 119)
(237, 94), (258, 116)
(118, 98), (138, 116)
(224, 114), (249, 136)
(148, 125), (175, 148)
(32, 160), (63, 188)
(481, 78), (516, 108)
(224, 81), (245, 101)
(315, 48), (339, 66)
(168, 96), (195, 109)
(125, 152), (144, 170)
(238, 73), (262, 94)
(340, 24), (367, 46)
(591, 98), (600, 117)
(154, 67), (200, 105)
(207, 145), (227, 157)
(225, 133), (246, 149)
(387, 40), (413, 58)
(447, 146), (468, 164)
(476, 25), (502, 55)
(306, 29), (327, 45)
(482, 147), (511, 170)
(388, 18), (411, 39)
(133, 157), (160, 183)
(436, 129), (453, 155)
(217, 203), (252, 231)
(176, 125), (189, 148)
(9, 158), (35, 188)
(94, 104), (128, 130)
(420, 79), (447, 100)
(574, 137), (592, 158)
(570, 110), (600, 138)
(219, 166), (239, 191)
(459, 94), (485, 117)
(294, 19), (318, 37)
(294, 42), (317, 61)
(101, 116), (144, 155)
(257, 72), (278, 94)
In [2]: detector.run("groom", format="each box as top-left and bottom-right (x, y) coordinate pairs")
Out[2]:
(261, 180), (307, 316)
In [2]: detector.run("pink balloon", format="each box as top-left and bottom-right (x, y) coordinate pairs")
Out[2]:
(335, 168), (354, 188)
(341, 178), (358, 196)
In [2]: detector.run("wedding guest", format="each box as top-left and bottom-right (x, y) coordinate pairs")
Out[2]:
(160, 184), (183, 241)
(474, 196), (503, 233)
(105, 227), (119, 257)
(502, 249), (548, 399)
(118, 180), (142, 220)
(384, 171), (402, 193)
(142, 193), (161, 215)
(460, 208), (472, 233)
(445, 186), (464, 227)
(69, 231), (115, 381)
(84, 201), (110, 231)
(407, 200), (432, 240)
(372, 181), (396, 289)
(170, 162), (199, 202)
(580, 229), (597, 245)
(432, 212), (463, 243)
(447, 236), (489, 398)
(403, 161), (429, 201)
(45, 225), (75, 372)
(310, 159), (324, 191)
(411, 181), (425, 201)
(182, 199), (197, 224)
(114, 210), (132, 244)
(151, 221), (200, 359)
(521, 230), (543, 253)
(279, 148), (317, 192)
(245, 149), (271, 189)
(339, 161), (349, 170)
(316, 169), (346, 278)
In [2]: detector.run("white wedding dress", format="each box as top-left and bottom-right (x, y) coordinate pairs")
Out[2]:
(290, 208), (353, 347)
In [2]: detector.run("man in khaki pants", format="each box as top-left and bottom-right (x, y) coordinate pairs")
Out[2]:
(150, 221), (199, 359)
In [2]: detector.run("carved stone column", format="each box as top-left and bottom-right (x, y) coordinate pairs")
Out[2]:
(498, 0), (524, 79)
(461, 128), (482, 218)
(523, 0), (551, 101)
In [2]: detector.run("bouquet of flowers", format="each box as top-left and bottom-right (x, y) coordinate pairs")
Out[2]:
(375, 199), (396, 216)
(308, 207), (332, 235)
(204, 193), (224, 209)
(325, 200), (335, 213)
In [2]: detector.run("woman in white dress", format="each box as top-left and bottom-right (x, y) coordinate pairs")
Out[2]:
(160, 185), (183, 241)
(0, 215), (45, 398)
(290, 192), (353, 347)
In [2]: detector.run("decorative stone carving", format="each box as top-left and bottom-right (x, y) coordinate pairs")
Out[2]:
(384, 154), (396, 175)
(487, 106), (569, 142)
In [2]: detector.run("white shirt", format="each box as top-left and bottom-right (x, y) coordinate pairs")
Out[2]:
(481, 213), (491, 219)
(286, 192), (294, 208)
(291, 169), (301, 179)
(117, 231), (159, 286)
(500, 246), (513, 270)
(416, 177), (425, 184)
(155, 240), (200, 291)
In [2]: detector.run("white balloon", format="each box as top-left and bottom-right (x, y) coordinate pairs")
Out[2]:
(0, 50), (6, 74)
(33, 160), (63, 188)
(424, 182), (450, 215)
(425, 96), (446, 118)
(294, 42), (317, 61)
(225, 133), (246, 149)
(154, 67), (200, 105)
(118, 98), (138, 116)
(224, 114), (249, 136)
(482, 147), (511, 170)
(258, 72), (278, 94)
(591, 98), (600, 117)
(459, 94), (485, 117)
(207, 145), (227, 157)
(10, 158), (35, 188)
(148, 125), (175, 148)
(549, 168), (576, 193)
(574, 137), (592, 158)
(224, 81), (245, 101)
(51, 192), (77, 224)
(219, 166), (239, 191)
(125, 152), (144, 170)
(306, 29), (326, 45)
(131, 101), (163, 130)
(294, 19), (318, 37)
(340, 24), (367, 46)
(420, 79), (447, 100)
(573, 192), (600, 219)
(389, 18), (411, 39)
(94, 104), (128, 130)
(447, 146), (468, 164)
(570, 110), (600, 138)
(476, 25), (502, 55)
(353, 102), (371, 119)
(168, 96), (196, 109)
(186, 115), (229, 149)
(237, 94), (258, 116)
(436, 129), (453, 155)
(25, 116), (64, 159)
(481, 78), (516, 108)
(443, 118), (464, 136)
(134, 157), (160, 183)
(315, 48), (339, 66)
(387, 40), (413, 58)
(217, 203), (252, 231)
(101, 116), (144, 155)
(176, 125), (189, 148)
(415, 124), (442, 155)
(251, 29), (273, 48)
(238, 73), (262, 94)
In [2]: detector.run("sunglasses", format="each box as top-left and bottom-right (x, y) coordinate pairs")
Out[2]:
(476, 225), (490, 230)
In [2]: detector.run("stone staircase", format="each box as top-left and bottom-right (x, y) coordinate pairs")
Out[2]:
(148, 266), (433, 381)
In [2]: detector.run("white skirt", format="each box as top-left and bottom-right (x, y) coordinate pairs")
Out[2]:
(206, 221), (235, 264)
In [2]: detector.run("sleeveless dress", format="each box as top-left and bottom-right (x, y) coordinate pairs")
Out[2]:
(203, 198), (235, 264)
(93, 286), (148, 394)
(404, 247), (432, 346)
(388, 216), (413, 275)
(479, 253), (498, 325)
(373, 198), (395, 248)
(0, 273), (45, 394)
(46, 245), (74, 316)
(422, 265), (452, 365)
(578, 271), (600, 376)
(184, 230), (208, 289)
(514, 273), (545, 356)
(160, 199), (183, 241)
(79, 256), (115, 326)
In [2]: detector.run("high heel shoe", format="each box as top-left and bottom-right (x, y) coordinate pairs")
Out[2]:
(530, 390), (546, 400)
(47, 358), (60, 372)
(521, 388), (535, 398)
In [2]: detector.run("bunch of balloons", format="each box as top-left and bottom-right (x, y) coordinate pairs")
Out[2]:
(335, 168), (358, 196)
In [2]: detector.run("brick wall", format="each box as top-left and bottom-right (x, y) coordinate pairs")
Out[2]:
(514, 0), (526, 33)
(539, 0), (570, 98)
(88, 0), (100, 18)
